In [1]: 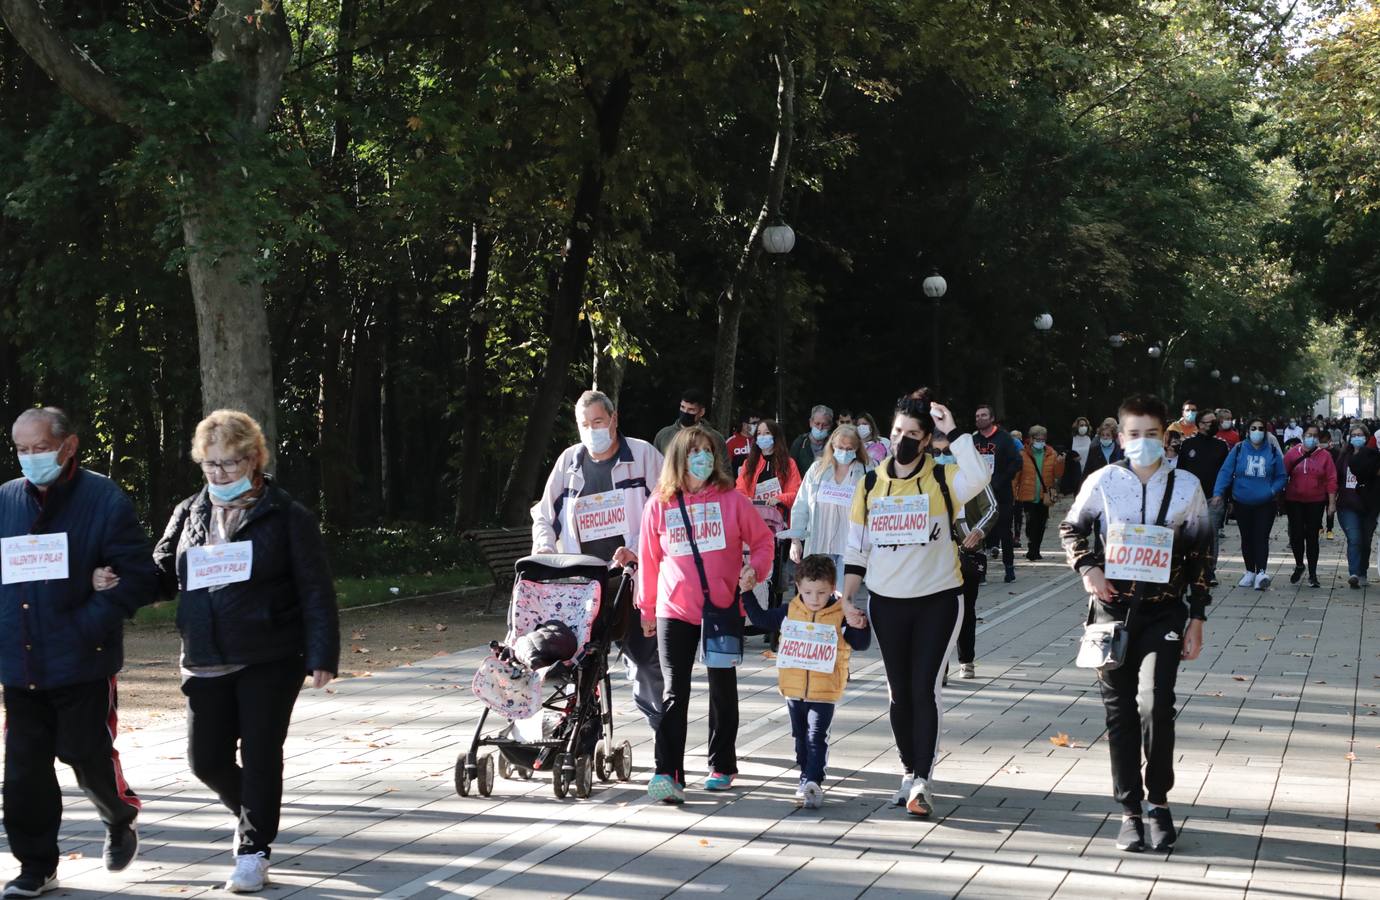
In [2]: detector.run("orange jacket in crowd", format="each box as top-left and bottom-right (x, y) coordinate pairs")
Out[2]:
(1013, 444), (1066, 505)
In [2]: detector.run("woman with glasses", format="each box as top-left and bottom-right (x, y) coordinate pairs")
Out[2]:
(148, 410), (339, 892)
(1212, 417), (1287, 591)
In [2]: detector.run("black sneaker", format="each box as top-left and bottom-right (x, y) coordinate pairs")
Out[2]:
(1308, 575), (1321, 589)
(1350, 575), (1361, 589)
(2, 872), (58, 898)
(104, 822), (139, 872)
(1290, 565), (1305, 584)
(1116, 816), (1146, 852)
(1146, 806), (1176, 851)
(1004, 568), (1017, 583)
(1208, 578), (1219, 588)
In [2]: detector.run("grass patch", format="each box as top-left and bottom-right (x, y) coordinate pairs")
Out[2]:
(130, 566), (491, 628)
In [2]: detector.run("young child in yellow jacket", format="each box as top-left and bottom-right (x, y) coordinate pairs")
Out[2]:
(745, 554), (872, 808)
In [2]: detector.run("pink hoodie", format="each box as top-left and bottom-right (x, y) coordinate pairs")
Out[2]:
(1284, 445), (1338, 503)
(637, 485), (775, 625)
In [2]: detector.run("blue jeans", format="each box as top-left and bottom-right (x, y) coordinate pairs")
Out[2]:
(1337, 508), (1378, 578)
(786, 699), (835, 785)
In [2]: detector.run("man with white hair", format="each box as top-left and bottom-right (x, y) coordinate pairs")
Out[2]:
(790, 405), (834, 480)
(532, 391), (666, 730)
(0, 407), (158, 897)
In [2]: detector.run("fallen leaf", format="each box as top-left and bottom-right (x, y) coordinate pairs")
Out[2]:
(761, 650), (777, 660)
(1346, 752), (1358, 761)
(435, 623), (448, 632)
(352, 645), (369, 654)
(350, 630), (366, 640)
(1257, 635), (1273, 641)
(389, 646), (402, 652)
(1315, 680), (1327, 684)
(698, 839), (709, 846)
(1050, 732), (1074, 748)
(1233, 675), (1247, 682)
(1203, 691), (1224, 697)
(66, 852), (82, 860)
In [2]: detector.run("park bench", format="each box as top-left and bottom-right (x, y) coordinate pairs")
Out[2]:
(462, 527), (533, 611)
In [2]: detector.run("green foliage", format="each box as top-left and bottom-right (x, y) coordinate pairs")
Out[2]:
(323, 525), (484, 578)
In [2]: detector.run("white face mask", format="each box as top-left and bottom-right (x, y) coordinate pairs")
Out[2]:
(858, 423), (872, 440)
(1221, 419), (1233, 429)
(1077, 426), (1088, 435)
(579, 426), (613, 455)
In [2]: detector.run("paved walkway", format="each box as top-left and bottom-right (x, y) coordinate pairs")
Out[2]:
(4, 513), (1379, 898)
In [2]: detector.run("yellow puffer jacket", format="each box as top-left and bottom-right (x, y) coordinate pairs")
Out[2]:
(777, 595), (851, 703)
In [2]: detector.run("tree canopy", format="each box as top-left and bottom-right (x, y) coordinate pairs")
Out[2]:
(0, 0), (1366, 530)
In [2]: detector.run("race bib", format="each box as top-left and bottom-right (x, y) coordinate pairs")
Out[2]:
(776, 619), (837, 673)
(1104, 524), (1173, 584)
(186, 542), (254, 591)
(666, 503), (728, 556)
(867, 494), (931, 545)
(982, 454), (996, 475)
(1347, 469), (1358, 490)
(572, 490), (628, 542)
(818, 479), (855, 508)
(755, 477), (782, 503)
(1, 533), (68, 584)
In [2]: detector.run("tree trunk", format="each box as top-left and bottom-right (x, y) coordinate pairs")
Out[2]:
(181, 205), (279, 462)
(499, 72), (632, 526)
(455, 225), (494, 529)
(711, 42), (795, 433)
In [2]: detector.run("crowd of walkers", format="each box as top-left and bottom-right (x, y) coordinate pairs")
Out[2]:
(3, 388), (1370, 896)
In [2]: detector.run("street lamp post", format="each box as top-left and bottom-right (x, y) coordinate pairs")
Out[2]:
(923, 269), (948, 387)
(762, 220), (795, 422)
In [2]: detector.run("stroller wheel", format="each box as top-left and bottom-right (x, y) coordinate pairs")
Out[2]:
(574, 754), (594, 799)
(551, 753), (570, 799)
(454, 755), (472, 798)
(478, 753), (496, 797)
(498, 754), (514, 781)
(594, 740), (613, 783)
(615, 740), (634, 782)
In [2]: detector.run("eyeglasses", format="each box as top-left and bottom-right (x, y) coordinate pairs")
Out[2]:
(200, 457), (247, 474)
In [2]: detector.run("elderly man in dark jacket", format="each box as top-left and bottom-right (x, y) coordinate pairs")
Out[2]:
(0, 407), (157, 897)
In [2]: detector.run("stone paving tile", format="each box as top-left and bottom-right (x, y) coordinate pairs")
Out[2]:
(2, 514), (1376, 898)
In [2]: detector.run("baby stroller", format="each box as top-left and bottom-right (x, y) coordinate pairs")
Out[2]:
(458, 553), (636, 800)
(747, 499), (792, 643)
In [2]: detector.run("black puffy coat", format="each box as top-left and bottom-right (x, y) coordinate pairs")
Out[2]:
(154, 479), (340, 675)
(0, 468), (158, 689)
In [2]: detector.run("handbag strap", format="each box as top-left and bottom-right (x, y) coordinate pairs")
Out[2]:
(932, 461), (962, 544)
(674, 490), (715, 613)
(1154, 468), (1176, 527)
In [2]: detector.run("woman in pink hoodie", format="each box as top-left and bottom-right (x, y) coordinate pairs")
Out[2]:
(637, 426), (774, 804)
(1283, 424), (1338, 588)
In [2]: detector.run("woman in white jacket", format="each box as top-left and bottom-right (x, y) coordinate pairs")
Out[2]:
(787, 425), (871, 588)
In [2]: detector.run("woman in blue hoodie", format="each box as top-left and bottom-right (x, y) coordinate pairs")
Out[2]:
(1212, 418), (1287, 590)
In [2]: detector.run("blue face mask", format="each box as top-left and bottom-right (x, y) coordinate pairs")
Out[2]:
(1249, 429), (1266, 444)
(1303, 436), (1318, 450)
(1032, 440), (1046, 451)
(934, 453), (956, 465)
(1100, 438), (1114, 449)
(755, 434), (775, 452)
(207, 476), (253, 503)
(833, 448), (856, 466)
(687, 450), (715, 481)
(1352, 436), (1366, 449)
(810, 426), (829, 442)
(1183, 410), (1197, 424)
(18, 451), (64, 487)
(1122, 437), (1165, 467)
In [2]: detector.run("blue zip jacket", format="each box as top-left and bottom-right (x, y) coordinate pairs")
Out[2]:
(0, 467), (158, 689)
(1212, 440), (1287, 506)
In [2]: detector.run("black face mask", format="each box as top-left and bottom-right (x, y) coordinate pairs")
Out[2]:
(895, 435), (923, 465)
(1205, 423), (1220, 436)
(678, 409), (697, 427)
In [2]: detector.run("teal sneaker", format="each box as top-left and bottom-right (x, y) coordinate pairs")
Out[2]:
(647, 774), (685, 804)
(703, 772), (736, 791)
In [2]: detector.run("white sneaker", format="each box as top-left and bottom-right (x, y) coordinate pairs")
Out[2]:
(960, 663), (976, 679)
(891, 774), (914, 807)
(1237, 572), (1256, 588)
(225, 853), (269, 893)
(793, 782), (807, 805)
(802, 781), (824, 809)
(1254, 571), (1271, 591)
(906, 779), (935, 817)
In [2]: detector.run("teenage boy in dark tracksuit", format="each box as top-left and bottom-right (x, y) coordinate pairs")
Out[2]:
(973, 404), (1023, 583)
(1059, 394), (1212, 855)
